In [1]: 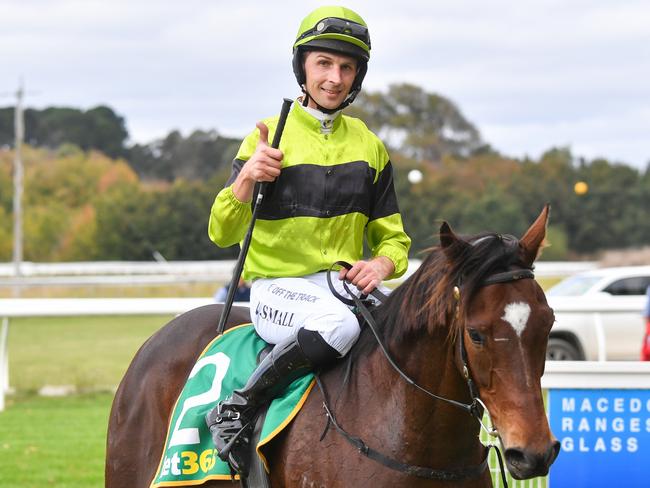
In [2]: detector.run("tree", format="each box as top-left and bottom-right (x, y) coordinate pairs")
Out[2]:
(347, 83), (486, 163)
(93, 176), (237, 261)
(85, 106), (129, 158)
(0, 146), (142, 261)
(128, 129), (240, 182)
(0, 105), (129, 158)
(2, 87), (649, 262)
(565, 159), (645, 253)
(93, 183), (159, 260)
(0, 207), (11, 260)
(22, 200), (71, 261)
(542, 225), (569, 260)
(0, 149), (12, 213)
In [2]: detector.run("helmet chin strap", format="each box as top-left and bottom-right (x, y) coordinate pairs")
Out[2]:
(301, 85), (359, 114)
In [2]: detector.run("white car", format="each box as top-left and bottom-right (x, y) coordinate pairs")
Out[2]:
(545, 266), (650, 361)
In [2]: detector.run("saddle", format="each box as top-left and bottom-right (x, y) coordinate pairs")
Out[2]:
(150, 324), (316, 488)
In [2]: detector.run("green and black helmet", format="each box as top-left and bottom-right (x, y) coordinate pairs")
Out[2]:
(292, 6), (371, 111)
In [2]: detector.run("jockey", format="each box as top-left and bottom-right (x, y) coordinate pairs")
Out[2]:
(205, 5), (411, 475)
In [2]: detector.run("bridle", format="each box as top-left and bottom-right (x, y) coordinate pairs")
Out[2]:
(458, 267), (536, 421)
(322, 261), (535, 485)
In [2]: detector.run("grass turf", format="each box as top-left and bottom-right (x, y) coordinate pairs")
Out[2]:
(2, 315), (173, 487)
(7, 315), (172, 393)
(0, 393), (113, 488)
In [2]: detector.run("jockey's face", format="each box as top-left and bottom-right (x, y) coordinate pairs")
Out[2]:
(303, 50), (357, 111)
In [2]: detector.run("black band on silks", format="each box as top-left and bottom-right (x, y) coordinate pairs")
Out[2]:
(297, 328), (340, 365)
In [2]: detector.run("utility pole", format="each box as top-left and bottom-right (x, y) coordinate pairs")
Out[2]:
(13, 82), (24, 277)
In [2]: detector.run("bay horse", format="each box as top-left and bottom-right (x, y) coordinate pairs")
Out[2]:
(106, 205), (559, 487)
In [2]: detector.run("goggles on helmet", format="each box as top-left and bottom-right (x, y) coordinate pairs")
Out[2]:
(295, 17), (371, 51)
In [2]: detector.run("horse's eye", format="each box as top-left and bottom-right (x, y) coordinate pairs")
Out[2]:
(467, 328), (485, 345)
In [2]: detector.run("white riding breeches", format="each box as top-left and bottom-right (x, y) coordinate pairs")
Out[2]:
(250, 272), (371, 356)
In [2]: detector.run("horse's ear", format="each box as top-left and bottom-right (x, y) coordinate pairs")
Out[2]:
(440, 221), (470, 262)
(439, 221), (455, 248)
(520, 204), (550, 266)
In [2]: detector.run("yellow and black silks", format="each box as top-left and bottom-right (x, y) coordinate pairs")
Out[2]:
(208, 102), (411, 281)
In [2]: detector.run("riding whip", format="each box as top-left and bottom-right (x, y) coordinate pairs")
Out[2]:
(217, 98), (293, 335)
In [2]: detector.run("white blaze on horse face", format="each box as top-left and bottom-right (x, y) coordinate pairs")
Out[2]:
(501, 302), (531, 338)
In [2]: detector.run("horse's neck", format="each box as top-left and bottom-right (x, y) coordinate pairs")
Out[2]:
(339, 331), (483, 466)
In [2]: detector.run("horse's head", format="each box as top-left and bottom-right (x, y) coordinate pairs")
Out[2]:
(440, 204), (560, 479)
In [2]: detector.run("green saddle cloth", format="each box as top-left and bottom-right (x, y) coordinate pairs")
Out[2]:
(150, 323), (314, 487)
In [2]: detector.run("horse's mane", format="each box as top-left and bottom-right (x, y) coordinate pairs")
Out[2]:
(351, 232), (530, 359)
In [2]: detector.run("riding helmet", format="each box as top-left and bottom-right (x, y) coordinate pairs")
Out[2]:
(292, 6), (371, 111)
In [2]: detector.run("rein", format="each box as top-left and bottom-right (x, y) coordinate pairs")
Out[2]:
(316, 373), (499, 482)
(322, 261), (534, 485)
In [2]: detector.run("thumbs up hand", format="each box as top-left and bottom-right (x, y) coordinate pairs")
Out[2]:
(232, 122), (284, 202)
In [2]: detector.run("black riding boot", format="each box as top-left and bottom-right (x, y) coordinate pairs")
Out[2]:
(205, 328), (339, 476)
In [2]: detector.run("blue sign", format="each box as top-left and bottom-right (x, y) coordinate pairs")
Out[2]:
(549, 389), (650, 488)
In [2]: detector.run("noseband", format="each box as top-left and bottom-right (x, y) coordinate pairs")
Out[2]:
(321, 262), (535, 485)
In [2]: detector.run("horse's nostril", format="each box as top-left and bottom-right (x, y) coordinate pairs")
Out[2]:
(549, 440), (561, 463)
(505, 444), (557, 479)
(505, 447), (526, 468)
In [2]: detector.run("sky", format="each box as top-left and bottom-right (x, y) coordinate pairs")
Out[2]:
(2, 0), (649, 170)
